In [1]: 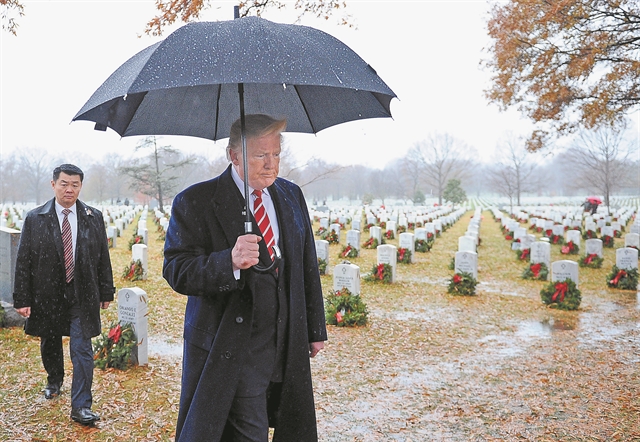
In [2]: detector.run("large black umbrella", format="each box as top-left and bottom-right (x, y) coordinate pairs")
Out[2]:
(73, 15), (396, 271)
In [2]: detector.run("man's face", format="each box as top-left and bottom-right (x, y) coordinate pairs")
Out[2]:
(230, 132), (281, 190)
(52, 172), (82, 208)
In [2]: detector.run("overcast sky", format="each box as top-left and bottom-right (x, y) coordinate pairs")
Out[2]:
(0, 1), (578, 170)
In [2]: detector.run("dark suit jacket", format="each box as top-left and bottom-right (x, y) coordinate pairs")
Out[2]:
(163, 165), (327, 442)
(13, 199), (115, 337)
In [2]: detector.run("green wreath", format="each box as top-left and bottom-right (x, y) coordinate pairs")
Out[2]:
(362, 237), (378, 249)
(522, 262), (549, 280)
(364, 263), (393, 283)
(384, 230), (395, 240)
(550, 234), (564, 245)
(122, 259), (144, 281)
(397, 247), (412, 264)
(579, 254), (603, 269)
(540, 279), (581, 311)
(561, 241), (579, 255)
(326, 230), (340, 244)
(415, 239), (430, 253)
(324, 288), (368, 327)
(448, 271), (477, 296)
(128, 234), (144, 250)
(339, 245), (359, 259)
(582, 230), (598, 240)
(606, 266), (639, 290)
(317, 258), (328, 276)
(602, 235), (614, 248)
(315, 226), (327, 238)
(93, 322), (137, 370)
(515, 248), (530, 261)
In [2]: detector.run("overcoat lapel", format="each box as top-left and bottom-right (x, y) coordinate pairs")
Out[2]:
(75, 201), (93, 270)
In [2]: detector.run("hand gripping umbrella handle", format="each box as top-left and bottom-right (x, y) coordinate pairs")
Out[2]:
(244, 222), (282, 274)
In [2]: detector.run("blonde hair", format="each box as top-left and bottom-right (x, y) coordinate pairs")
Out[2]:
(226, 114), (287, 160)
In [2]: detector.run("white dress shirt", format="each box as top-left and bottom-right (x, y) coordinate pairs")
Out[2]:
(55, 201), (77, 260)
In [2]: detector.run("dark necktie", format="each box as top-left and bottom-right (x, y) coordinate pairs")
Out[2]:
(62, 208), (74, 283)
(252, 190), (276, 261)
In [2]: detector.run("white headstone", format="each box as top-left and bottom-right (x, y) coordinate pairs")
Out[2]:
(624, 233), (639, 249)
(520, 234), (536, 250)
(131, 244), (148, 279)
(616, 247), (639, 271)
(551, 260), (579, 287)
(530, 242), (551, 268)
(566, 230), (581, 245)
(320, 218), (329, 229)
(107, 226), (117, 248)
(386, 220), (397, 235)
(552, 225), (564, 236)
(376, 244), (397, 283)
(346, 230), (361, 251)
(330, 223), (341, 239)
(352, 219), (361, 231)
(117, 287), (148, 365)
(315, 240), (329, 263)
(414, 228), (427, 241)
(398, 232), (415, 263)
(458, 236), (476, 253)
(370, 226), (382, 243)
(514, 227), (527, 241)
(333, 262), (361, 295)
(585, 239), (603, 258)
(455, 251), (478, 280)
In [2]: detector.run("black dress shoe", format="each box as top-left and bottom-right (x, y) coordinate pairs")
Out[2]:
(43, 383), (60, 399)
(71, 407), (100, 425)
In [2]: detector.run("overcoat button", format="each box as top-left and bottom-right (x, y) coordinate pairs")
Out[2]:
(236, 316), (243, 323)
(224, 351), (231, 359)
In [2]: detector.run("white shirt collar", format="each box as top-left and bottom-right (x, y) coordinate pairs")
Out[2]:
(55, 200), (76, 216)
(230, 165), (271, 199)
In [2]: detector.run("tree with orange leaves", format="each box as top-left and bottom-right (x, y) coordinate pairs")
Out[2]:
(144, 0), (352, 36)
(484, 0), (640, 151)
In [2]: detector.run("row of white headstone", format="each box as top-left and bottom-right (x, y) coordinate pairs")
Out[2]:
(454, 208), (483, 279)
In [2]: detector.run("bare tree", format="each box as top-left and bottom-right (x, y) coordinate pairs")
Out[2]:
(565, 128), (638, 208)
(119, 136), (196, 212)
(488, 134), (537, 207)
(408, 133), (474, 205)
(16, 148), (55, 204)
(0, 151), (23, 204)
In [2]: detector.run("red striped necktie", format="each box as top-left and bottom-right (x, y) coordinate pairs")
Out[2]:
(252, 190), (276, 261)
(61, 208), (74, 283)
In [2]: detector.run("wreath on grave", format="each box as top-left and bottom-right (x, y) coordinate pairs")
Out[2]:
(522, 262), (549, 281)
(606, 266), (639, 290)
(614, 229), (622, 238)
(544, 229), (553, 238)
(426, 232), (435, 246)
(379, 221), (387, 229)
(128, 234), (144, 250)
(315, 226), (327, 238)
(579, 254), (604, 269)
(317, 258), (328, 276)
(561, 241), (579, 255)
(397, 225), (407, 234)
(550, 234), (565, 245)
(339, 245), (359, 259)
(536, 226), (543, 233)
(408, 222), (416, 230)
(540, 279), (581, 311)
(108, 237), (114, 248)
(602, 235), (614, 248)
(93, 322), (137, 370)
(364, 223), (374, 232)
(570, 226), (582, 234)
(397, 247), (412, 264)
(415, 239), (430, 253)
(582, 230), (598, 240)
(364, 263), (392, 283)
(384, 230), (395, 240)
(448, 271), (477, 296)
(416, 221), (423, 228)
(324, 288), (368, 327)
(505, 233), (513, 241)
(516, 248), (530, 261)
(362, 237), (379, 249)
(122, 259), (144, 281)
(326, 230), (339, 244)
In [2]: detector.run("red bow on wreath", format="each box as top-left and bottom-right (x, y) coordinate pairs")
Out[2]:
(585, 254), (597, 264)
(335, 311), (343, 323)
(531, 263), (542, 278)
(108, 324), (122, 343)
(609, 270), (627, 286)
(453, 274), (462, 284)
(376, 264), (385, 280)
(520, 249), (530, 260)
(552, 235), (559, 244)
(552, 282), (568, 303)
(127, 263), (136, 279)
(342, 246), (352, 257)
(398, 248), (406, 261)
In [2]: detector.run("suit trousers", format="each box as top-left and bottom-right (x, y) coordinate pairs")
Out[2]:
(39, 283), (94, 409)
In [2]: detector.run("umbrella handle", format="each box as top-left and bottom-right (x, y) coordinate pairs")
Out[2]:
(252, 244), (282, 274)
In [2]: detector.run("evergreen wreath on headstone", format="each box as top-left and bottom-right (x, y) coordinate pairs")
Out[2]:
(606, 265), (639, 290)
(515, 248), (530, 261)
(579, 254), (604, 268)
(128, 234), (144, 250)
(93, 322), (137, 370)
(362, 237), (378, 249)
(397, 247), (412, 264)
(522, 262), (549, 281)
(122, 259), (144, 281)
(540, 279), (581, 311)
(415, 239), (430, 253)
(602, 235), (614, 248)
(339, 245), (359, 259)
(324, 288), (368, 327)
(561, 241), (579, 255)
(364, 263), (392, 283)
(317, 258), (328, 276)
(326, 230), (339, 244)
(447, 271), (477, 296)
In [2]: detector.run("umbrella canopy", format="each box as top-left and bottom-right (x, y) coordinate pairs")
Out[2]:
(586, 196), (602, 205)
(72, 17), (396, 140)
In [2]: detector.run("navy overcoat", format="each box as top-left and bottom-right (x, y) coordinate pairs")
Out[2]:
(13, 198), (115, 338)
(163, 166), (327, 442)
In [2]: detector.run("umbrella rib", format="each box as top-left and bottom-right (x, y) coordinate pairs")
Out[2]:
(292, 85), (317, 133)
(213, 83), (222, 139)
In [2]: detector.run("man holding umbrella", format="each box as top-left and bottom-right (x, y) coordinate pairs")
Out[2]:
(163, 114), (327, 441)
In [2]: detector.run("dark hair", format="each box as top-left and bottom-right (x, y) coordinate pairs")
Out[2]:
(53, 164), (84, 182)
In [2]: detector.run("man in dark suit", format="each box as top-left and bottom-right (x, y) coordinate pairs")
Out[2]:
(14, 164), (115, 426)
(163, 114), (327, 442)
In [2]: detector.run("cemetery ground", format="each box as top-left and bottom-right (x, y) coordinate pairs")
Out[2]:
(1, 209), (639, 442)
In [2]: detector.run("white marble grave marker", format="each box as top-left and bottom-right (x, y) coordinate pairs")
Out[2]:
(131, 244), (148, 280)
(333, 262), (361, 294)
(530, 242), (551, 268)
(117, 287), (148, 365)
(616, 247), (638, 271)
(551, 260), (579, 286)
(346, 230), (361, 251)
(315, 240), (329, 263)
(624, 233), (639, 249)
(566, 230), (581, 245)
(377, 244), (397, 282)
(370, 226), (382, 244)
(458, 236), (476, 253)
(398, 232), (415, 263)
(455, 251), (478, 279)
(585, 239), (603, 258)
